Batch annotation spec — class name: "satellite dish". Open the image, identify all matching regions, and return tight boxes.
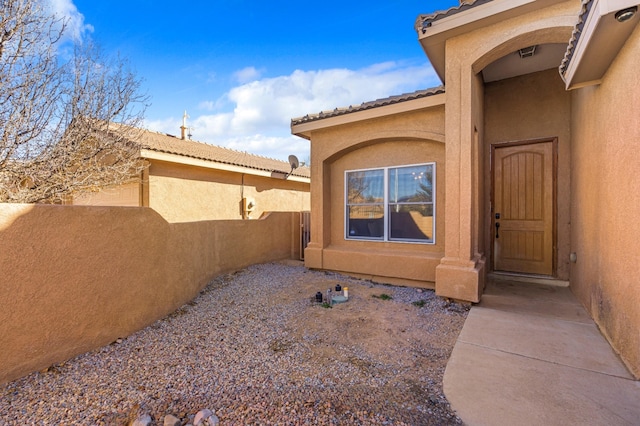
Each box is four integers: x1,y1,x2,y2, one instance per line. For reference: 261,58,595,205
288,155,300,170
285,155,300,179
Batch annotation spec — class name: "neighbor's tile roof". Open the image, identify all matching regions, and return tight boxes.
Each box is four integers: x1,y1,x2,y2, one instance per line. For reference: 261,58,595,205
414,0,494,34
558,0,593,77
291,86,445,126
138,129,310,179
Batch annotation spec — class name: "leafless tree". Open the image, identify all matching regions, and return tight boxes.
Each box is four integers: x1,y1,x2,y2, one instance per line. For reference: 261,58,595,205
0,0,148,203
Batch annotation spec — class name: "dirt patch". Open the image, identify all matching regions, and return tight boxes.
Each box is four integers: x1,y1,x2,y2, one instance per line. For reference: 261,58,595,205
255,263,470,424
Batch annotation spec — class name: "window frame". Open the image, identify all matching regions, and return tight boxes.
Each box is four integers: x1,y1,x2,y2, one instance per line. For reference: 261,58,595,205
344,162,436,244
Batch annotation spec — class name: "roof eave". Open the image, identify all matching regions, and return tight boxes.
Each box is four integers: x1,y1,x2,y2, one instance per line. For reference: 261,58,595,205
416,0,564,84
140,149,311,183
560,0,640,90
291,92,446,138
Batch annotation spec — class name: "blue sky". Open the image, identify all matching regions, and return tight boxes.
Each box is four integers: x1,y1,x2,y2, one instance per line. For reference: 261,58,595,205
55,0,457,161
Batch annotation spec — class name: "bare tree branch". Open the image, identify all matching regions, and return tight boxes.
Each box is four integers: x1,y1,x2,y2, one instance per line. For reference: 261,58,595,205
0,0,148,203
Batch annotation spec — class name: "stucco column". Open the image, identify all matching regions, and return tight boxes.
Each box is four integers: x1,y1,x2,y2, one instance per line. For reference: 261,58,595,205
304,157,329,269
435,50,485,303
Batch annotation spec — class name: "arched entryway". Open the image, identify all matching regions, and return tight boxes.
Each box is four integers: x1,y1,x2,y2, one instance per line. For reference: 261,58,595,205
474,31,574,281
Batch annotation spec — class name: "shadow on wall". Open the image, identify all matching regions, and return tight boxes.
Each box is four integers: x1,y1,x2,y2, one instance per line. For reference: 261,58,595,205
0,204,300,384
251,175,309,194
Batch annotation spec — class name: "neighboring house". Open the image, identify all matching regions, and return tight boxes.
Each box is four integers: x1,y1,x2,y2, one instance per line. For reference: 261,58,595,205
292,0,640,378
74,127,310,222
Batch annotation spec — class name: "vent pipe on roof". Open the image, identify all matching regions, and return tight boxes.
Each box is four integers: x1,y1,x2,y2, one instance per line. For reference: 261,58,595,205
181,110,189,140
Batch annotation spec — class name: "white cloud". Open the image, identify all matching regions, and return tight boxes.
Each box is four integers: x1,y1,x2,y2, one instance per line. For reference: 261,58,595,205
144,117,179,135
198,101,216,111
48,0,93,42
233,66,264,84
224,135,310,162
146,61,440,160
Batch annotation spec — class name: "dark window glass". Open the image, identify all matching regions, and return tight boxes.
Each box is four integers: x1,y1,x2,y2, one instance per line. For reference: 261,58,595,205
346,164,435,243
346,169,384,239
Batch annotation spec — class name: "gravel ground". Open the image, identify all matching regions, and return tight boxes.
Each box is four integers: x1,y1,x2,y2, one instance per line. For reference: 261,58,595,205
0,262,469,425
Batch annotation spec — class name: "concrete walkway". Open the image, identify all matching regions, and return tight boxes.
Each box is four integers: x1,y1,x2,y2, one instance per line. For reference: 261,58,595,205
443,276,640,426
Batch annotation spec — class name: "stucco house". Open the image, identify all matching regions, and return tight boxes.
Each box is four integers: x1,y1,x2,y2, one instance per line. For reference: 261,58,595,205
74,127,310,222
291,0,640,378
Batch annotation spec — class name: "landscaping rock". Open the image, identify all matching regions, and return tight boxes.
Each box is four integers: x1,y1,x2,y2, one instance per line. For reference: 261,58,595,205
130,413,152,426
0,263,467,425
163,414,181,426
193,408,213,425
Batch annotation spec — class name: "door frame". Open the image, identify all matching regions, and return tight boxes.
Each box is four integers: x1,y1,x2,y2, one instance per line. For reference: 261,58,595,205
489,137,558,277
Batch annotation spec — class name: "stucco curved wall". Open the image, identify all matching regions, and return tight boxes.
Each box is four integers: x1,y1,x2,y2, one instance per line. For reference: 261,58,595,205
304,105,446,287
329,139,445,252
326,139,446,285
314,106,446,163
471,18,576,74
0,205,299,384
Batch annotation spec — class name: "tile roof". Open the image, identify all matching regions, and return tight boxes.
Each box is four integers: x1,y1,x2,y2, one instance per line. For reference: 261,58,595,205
558,0,593,78
137,129,310,179
414,0,494,34
290,86,445,126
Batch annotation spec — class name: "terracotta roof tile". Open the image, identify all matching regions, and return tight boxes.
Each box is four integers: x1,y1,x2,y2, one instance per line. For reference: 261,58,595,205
137,129,310,179
291,86,445,126
559,0,593,77
414,0,494,34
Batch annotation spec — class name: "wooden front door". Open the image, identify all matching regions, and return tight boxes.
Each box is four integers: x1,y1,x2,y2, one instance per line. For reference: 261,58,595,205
492,140,555,276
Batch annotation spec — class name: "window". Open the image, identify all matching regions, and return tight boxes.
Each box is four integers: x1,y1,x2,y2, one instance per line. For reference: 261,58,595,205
345,163,435,243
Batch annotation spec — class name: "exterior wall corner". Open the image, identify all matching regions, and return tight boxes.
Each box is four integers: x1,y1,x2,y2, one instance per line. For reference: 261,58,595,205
303,243,324,269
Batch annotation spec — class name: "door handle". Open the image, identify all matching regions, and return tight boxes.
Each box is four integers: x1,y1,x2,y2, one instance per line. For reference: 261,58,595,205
495,222,500,239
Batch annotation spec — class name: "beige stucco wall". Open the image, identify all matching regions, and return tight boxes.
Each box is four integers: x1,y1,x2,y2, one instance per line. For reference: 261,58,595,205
73,181,141,206
569,23,640,378
304,106,446,287
484,68,572,279
0,204,300,384
148,160,310,222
